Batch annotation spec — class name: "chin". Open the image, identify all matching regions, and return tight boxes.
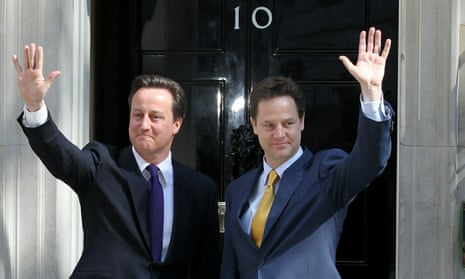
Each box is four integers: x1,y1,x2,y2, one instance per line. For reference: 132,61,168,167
136,142,153,151
275,151,294,161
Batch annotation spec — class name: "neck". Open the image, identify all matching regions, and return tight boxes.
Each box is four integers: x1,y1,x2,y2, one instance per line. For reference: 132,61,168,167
135,148,170,166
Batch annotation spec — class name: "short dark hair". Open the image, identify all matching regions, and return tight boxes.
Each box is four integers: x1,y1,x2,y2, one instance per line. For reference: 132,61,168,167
248,76,306,120
128,74,186,120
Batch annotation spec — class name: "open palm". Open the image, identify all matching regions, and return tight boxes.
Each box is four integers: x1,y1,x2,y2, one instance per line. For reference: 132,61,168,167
12,43,60,111
339,27,391,101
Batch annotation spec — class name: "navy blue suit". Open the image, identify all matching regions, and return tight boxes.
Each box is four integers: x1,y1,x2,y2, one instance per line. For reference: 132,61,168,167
221,107,393,279
18,113,221,279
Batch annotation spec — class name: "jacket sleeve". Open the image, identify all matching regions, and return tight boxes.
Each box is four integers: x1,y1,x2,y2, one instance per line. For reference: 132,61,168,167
17,112,98,192
318,103,393,207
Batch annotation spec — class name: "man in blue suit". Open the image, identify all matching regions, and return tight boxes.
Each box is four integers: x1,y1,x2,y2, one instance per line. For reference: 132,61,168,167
221,27,393,278
12,46,220,278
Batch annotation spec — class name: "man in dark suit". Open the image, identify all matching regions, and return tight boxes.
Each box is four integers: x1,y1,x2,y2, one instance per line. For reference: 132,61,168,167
12,45,220,278
221,27,393,278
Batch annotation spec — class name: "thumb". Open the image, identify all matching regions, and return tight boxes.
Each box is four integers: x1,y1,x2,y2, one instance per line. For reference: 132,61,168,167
339,56,354,72
47,71,61,82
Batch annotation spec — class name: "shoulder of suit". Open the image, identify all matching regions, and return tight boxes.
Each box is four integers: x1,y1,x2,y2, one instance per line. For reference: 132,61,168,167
226,167,259,193
312,148,347,178
82,140,117,153
80,140,127,163
173,160,216,184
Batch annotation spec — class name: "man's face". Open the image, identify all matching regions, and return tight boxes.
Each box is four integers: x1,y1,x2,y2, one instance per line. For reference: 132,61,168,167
250,96,304,168
128,87,182,163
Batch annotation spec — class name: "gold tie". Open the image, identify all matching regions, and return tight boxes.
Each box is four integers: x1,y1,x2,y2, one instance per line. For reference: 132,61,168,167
251,170,279,247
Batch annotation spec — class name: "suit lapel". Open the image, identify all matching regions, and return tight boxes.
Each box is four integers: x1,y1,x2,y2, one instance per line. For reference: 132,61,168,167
118,147,152,254
263,149,314,243
236,168,261,232
165,161,193,261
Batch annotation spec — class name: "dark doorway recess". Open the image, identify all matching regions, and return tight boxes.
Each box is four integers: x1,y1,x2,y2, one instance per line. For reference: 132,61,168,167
92,1,398,277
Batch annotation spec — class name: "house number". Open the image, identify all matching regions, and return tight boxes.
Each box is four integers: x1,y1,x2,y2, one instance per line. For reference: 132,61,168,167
234,6,273,30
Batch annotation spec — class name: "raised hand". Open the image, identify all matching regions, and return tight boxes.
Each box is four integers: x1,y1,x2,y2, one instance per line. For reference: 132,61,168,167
12,43,61,111
339,27,391,101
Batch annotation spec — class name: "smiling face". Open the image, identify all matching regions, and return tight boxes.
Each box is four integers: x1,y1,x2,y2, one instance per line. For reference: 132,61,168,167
128,87,182,164
250,95,305,168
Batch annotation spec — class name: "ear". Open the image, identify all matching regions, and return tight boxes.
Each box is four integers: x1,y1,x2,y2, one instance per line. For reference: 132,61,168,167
300,113,305,131
249,117,258,135
173,118,183,135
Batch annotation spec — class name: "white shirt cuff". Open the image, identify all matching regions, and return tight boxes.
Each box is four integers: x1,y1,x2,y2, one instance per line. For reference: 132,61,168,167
360,95,387,122
22,104,48,128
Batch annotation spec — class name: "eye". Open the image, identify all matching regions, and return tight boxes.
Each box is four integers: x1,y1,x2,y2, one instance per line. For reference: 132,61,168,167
151,114,164,120
264,123,274,129
132,113,143,119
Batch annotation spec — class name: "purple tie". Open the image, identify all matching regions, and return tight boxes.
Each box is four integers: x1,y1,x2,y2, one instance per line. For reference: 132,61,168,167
146,165,164,261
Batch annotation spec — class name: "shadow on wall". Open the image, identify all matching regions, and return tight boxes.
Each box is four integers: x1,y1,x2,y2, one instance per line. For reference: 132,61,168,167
0,206,12,279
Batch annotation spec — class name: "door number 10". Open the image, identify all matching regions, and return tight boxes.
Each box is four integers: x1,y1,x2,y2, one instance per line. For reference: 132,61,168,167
234,6,273,30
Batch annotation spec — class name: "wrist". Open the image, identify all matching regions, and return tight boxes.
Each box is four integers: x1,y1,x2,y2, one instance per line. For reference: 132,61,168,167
361,84,382,102
26,101,45,112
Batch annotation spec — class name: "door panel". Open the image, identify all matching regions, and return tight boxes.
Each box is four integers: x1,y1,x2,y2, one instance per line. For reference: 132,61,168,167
92,0,397,277
139,0,223,51
171,82,225,185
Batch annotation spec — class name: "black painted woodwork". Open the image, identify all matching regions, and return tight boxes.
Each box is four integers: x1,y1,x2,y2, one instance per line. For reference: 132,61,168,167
92,1,398,277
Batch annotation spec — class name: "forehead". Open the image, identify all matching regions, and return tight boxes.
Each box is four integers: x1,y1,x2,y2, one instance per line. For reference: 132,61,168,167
256,96,299,116
131,87,173,107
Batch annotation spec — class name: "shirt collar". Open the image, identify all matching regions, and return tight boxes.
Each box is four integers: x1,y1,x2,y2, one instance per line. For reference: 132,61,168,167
131,146,173,185
262,146,303,179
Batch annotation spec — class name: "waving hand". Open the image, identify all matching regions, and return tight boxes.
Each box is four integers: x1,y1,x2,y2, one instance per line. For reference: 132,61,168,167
12,43,61,111
339,27,391,101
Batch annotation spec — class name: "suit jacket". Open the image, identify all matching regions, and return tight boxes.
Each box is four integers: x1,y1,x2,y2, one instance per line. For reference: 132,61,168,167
18,114,221,279
221,109,393,279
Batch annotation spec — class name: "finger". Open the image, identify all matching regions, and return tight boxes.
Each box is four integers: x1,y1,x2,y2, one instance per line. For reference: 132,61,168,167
23,45,29,70
29,43,36,69
381,38,391,59
374,29,382,54
367,27,375,53
12,55,22,75
36,46,43,71
359,30,367,54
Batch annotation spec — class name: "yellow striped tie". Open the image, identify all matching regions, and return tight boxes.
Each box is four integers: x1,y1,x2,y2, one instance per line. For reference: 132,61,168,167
251,170,279,247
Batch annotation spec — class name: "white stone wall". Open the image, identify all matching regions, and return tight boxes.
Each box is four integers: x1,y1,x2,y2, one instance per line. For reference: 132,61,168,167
397,0,465,278
0,0,89,278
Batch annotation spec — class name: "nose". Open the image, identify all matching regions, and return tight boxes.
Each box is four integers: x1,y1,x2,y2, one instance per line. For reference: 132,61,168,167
274,124,285,138
140,114,151,130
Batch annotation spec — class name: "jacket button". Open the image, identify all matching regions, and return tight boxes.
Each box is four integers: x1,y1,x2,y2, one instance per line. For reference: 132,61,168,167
258,259,265,266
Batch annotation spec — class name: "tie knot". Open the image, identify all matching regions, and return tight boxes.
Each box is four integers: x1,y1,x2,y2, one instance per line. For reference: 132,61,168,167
147,165,159,178
266,170,279,188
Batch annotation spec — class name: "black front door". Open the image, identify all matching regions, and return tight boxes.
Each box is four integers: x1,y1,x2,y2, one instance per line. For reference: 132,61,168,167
92,1,397,277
